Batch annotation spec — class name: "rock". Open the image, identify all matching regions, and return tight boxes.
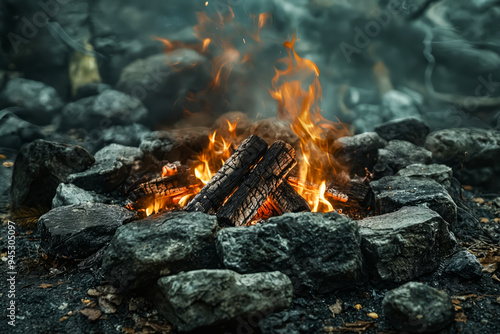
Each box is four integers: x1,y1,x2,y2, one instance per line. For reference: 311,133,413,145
381,90,422,120
38,203,136,259
445,250,483,280
140,128,210,163
397,163,453,188
383,282,455,333
58,89,148,130
351,104,384,134
332,132,387,176
370,176,457,225
155,269,293,332
101,123,150,148
0,110,44,150
67,144,142,193
216,212,366,293
0,78,63,124
51,183,107,208
101,211,220,291
73,83,112,101
374,117,429,146
374,140,432,176
117,51,211,125
425,128,500,190
10,140,95,209
359,206,456,282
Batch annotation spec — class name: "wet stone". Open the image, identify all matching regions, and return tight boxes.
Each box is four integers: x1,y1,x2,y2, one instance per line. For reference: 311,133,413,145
374,116,430,146
216,212,366,293
383,282,455,333
52,183,107,208
397,163,453,188
155,269,293,332
38,203,136,259
0,110,44,150
101,211,220,291
445,250,483,280
359,206,456,282
375,140,432,176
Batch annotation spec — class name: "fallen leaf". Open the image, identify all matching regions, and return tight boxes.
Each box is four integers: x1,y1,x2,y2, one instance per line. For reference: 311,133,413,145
354,304,362,310
452,299,460,305
454,305,462,311
480,218,490,223
455,312,467,323
473,198,485,204
328,299,343,318
463,185,473,191
366,312,378,319
2,162,13,168
480,256,500,273
453,294,477,301
80,308,102,321
492,274,500,283
87,288,100,297
0,154,6,159
40,283,54,289
121,327,135,334
81,299,92,305
59,316,68,322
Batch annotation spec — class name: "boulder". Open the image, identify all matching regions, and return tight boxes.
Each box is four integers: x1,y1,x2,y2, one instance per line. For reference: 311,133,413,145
397,163,453,188
10,140,95,209
370,176,457,225
359,206,456,282
332,132,387,176
445,250,483,280
58,89,148,130
38,203,136,259
156,269,292,332
101,211,220,291
0,78,63,124
0,110,44,150
383,282,455,333
67,144,142,193
51,183,107,208
374,117,429,146
374,140,432,176
216,212,366,293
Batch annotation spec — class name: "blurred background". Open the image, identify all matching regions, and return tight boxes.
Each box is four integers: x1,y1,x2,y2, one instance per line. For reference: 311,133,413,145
1,0,500,134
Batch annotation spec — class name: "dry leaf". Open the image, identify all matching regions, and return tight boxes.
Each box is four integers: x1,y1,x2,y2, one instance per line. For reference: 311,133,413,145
455,312,467,323
2,162,13,168
480,218,490,223
328,299,343,318
473,198,485,204
454,305,462,311
480,256,500,273
366,312,378,319
454,294,477,301
354,304,362,310
88,288,100,297
40,283,54,289
81,299,92,305
121,327,135,334
0,154,6,159
59,316,68,322
492,274,500,283
452,300,460,305
80,308,102,321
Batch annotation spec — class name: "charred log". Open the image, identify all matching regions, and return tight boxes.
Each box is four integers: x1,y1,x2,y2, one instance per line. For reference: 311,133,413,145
327,178,371,205
128,172,197,202
217,141,296,226
184,135,268,213
271,182,310,214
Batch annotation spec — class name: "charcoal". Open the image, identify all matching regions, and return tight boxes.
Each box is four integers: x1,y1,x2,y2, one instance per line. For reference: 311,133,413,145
0,110,44,150
10,140,95,209
117,51,211,125
58,89,148,130
68,144,142,193
38,203,136,259
0,78,63,124
101,211,220,291
155,269,292,332
139,128,210,163
332,132,387,176
444,250,483,280
374,140,432,176
216,212,366,293
51,183,107,208
397,163,453,188
374,117,429,146
359,206,456,282
383,282,455,333
370,176,457,225
425,128,500,190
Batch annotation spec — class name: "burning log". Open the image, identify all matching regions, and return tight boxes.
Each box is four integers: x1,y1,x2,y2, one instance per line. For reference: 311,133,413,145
184,135,268,213
326,179,371,205
253,199,281,222
217,140,297,226
128,173,197,202
271,182,311,214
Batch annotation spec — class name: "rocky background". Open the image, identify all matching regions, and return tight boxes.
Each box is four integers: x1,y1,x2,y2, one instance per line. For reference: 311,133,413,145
0,0,500,333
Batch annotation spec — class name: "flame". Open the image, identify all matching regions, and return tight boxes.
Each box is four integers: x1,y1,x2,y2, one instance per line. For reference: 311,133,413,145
269,36,348,212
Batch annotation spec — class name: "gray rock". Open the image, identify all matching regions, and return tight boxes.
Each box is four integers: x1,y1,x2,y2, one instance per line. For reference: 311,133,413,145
10,140,95,209
425,128,500,190
0,110,44,150
370,176,457,225
375,140,432,175
38,203,136,259
102,211,220,291
0,78,63,124
397,163,453,188
332,132,387,176
52,183,107,208
68,144,142,193
156,269,293,332
445,250,483,280
102,123,150,148
351,104,383,133
216,212,366,293
359,206,456,282
58,89,148,130
140,128,210,163
383,282,455,333
381,90,422,120
374,117,429,146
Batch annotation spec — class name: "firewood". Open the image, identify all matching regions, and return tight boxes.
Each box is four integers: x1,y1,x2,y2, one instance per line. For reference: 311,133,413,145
327,179,371,205
253,199,281,222
271,182,310,213
128,172,196,201
217,140,296,226
184,135,268,213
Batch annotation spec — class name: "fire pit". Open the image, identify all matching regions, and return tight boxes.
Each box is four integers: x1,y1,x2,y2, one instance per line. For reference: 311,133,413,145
1,1,500,334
